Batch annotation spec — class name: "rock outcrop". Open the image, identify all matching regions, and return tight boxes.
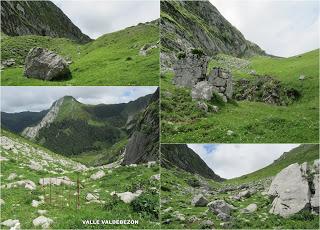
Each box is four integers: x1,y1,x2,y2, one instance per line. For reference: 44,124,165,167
267,161,320,217
161,0,265,68
234,76,300,105
1,1,91,43
122,88,159,165
172,53,208,87
24,47,71,81
22,97,64,139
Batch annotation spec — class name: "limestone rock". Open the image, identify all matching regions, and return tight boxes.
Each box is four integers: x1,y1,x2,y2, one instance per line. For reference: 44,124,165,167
24,47,70,81
32,216,53,229
196,101,208,113
191,81,215,101
208,200,234,216
29,160,43,171
1,219,20,229
241,203,257,213
150,174,160,181
200,220,214,228
191,194,208,207
116,190,143,204
90,170,105,180
208,68,233,99
39,176,74,186
173,53,208,88
37,210,47,215
0,199,5,206
2,58,15,67
311,159,320,213
8,173,17,180
268,163,311,217
2,180,36,190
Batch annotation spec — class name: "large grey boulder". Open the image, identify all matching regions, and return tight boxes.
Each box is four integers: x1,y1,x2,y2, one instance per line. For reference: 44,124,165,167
241,203,257,213
191,81,215,101
268,163,311,217
173,53,208,87
39,176,74,186
32,216,53,229
24,47,70,81
1,219,20,229
90,170,105,180
207,200,234,216
191,194,208,207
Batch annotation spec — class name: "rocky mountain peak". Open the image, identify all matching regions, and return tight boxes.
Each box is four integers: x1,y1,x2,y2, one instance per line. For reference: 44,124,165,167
1,0,91,43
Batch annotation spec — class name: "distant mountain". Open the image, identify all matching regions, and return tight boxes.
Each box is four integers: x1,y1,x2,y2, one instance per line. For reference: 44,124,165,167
161,0,265,61
1,0,91,43
161,144,224,181
1,110,48,133
1,94,153,157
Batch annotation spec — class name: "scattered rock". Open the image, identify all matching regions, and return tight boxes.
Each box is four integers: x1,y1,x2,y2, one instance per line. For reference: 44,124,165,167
299,75,305,80
227,130,234,136
217,212,230,221
196,101,208,113
268,163,310,217
208,200,235,216
39,176,74,186
2,58,15,67
24,47,70,81
32,216,53,229
29,160,43,171
90,170,105,180
191,194,208,207
201,220,214,228
147,161,157,168
2,180,36,190
208,67,233,99
0,199,4,206
32,200,43,207
188,215,200,223
7,173,17,180
150,174,160,181
139,43,158,56
163,207,173,213
241,203,257,213
191,81,215,101
1,219,20,229
116,190,143,204
311,159,319,214
172,210,185,221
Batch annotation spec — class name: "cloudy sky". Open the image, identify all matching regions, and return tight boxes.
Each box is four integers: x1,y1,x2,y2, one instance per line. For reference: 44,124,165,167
210,0,319,57
52,0,159,39
1,87,157,113
188,144,299,179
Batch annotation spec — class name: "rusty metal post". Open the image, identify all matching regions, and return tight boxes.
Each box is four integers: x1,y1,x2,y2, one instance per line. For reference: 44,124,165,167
77,174,80,209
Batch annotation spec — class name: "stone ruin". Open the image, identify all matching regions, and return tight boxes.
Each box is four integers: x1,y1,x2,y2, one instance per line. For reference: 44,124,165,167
172,52,233,103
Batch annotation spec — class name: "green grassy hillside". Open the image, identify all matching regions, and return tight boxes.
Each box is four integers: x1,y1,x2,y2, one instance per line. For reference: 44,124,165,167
0,130,160,229
1,22,159,86
228,144,319,184
161,49,319,143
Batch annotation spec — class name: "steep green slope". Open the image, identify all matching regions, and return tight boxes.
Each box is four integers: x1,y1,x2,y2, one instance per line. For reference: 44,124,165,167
161,49,319,143
160,0,265,59
0,130,160,229
161,144,224,181
228,144,319,184
1,0,91,43
1,22,159,86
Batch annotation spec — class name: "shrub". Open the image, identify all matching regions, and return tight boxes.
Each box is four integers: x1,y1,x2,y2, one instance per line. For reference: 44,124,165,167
131,193,159,219
126,56,132,61
177,52,186,59
191,48,204,56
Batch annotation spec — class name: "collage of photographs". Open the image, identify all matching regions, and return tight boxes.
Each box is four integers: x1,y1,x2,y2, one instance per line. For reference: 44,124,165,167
0,0,319,229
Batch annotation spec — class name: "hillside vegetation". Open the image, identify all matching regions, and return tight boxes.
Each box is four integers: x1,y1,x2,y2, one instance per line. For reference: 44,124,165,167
1,22,159,86
161,49,319,143
0,130,160,229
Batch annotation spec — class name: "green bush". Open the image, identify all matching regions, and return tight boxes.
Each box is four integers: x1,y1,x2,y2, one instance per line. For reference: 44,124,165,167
191,48,204,56
177,52,186,59
131,193,159,219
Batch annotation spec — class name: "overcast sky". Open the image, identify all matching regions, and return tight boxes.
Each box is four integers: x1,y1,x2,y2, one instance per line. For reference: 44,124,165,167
1,87,157,113
52,0,159,39
188,144,299,179
210,0,319,57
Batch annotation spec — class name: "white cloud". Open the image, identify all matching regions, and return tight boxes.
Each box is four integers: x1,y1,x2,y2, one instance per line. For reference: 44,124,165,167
0,86,157,113
52,0,160,39
188,144,299,179
210,0,319,57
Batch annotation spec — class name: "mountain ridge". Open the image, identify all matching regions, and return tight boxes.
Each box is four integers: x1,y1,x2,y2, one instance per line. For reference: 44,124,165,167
1,0,91,43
